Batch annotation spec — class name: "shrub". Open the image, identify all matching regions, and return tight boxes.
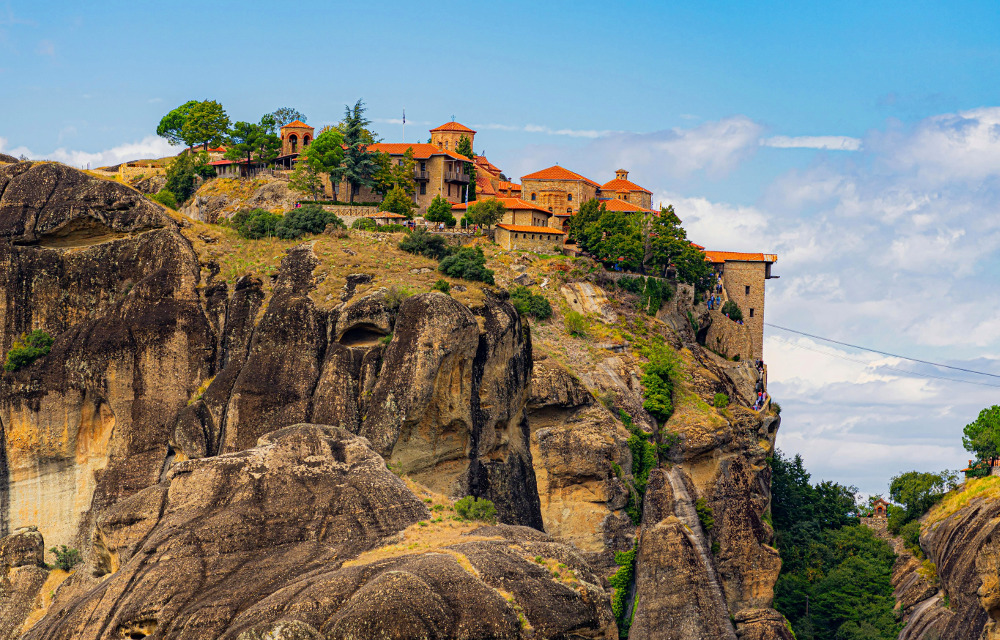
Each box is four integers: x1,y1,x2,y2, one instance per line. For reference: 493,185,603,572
641,345,679,424
4,329,54,372
695,498,715,531
713,393,729,408
275,204,344,239
424,195,456,227
398,227,452,260
439,247,495,284
721,300,743,322
509,286,552,320
351,217,377,231
150,189,177,209
770,401,782,415
384,285,412,310
378,185,416,218
609,542,637,634
432,279,451,294
234,208,283,239
379,223,408,233
454,496,497,522
49,545,82,571
564,311,588,337
900,520,922,553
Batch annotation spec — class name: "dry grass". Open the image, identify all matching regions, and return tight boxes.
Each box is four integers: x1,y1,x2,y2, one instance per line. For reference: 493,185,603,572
926,475,1000,525
20,569,70,634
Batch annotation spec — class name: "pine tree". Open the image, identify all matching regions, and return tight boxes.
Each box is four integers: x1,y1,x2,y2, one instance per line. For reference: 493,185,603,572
456,135,476,202
334,99,380,203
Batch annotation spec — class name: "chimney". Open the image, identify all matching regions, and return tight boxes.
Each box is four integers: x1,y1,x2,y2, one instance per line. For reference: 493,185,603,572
615,169,628,181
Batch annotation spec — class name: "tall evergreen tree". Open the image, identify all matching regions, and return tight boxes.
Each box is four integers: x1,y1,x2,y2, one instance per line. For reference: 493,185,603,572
334,99,381,203
455,135,476,202
225,116,280,172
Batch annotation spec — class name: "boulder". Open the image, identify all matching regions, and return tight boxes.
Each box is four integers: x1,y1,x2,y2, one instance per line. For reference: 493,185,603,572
0,526,43,567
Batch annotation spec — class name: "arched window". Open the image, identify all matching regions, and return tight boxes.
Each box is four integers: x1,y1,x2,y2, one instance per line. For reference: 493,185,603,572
567,207,572,213
303,135,311,147
289,134,298,154
567,193,573,201
531,193,536,201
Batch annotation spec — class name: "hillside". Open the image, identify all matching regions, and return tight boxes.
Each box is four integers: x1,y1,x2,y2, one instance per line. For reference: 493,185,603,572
0,159,787,639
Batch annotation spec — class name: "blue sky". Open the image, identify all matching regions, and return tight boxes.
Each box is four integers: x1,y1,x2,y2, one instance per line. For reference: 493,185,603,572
3,0,1000,494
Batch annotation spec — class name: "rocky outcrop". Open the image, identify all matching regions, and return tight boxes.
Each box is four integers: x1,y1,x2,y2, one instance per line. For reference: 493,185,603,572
0,526,48,640
0,154,18,164
22,425,616,640
896,485,1000,640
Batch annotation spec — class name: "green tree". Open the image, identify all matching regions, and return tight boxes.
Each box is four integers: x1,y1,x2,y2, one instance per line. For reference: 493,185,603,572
305,129,346,197
181,100,230,151
466,197,506,230
673,241,714,293
232,209,282,239
275,204,344,239
588,210,644,271
721,300,743,322
424,195,455,226
964,405,1000,461
4,329,54,372
399,227,452,260
379,185,415,218
334,99,380,203
156,100,198,145
647,205,692,275
225,117,281,171
149,189,177,209
887,470,956,531
165,152,198,203
439,247,495,284
288,153,325,201
373,147,416,196
569,198,604,249
455,135,476,202
270,107,306,129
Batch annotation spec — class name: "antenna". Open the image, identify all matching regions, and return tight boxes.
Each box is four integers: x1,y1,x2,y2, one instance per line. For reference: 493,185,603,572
402,107,406,143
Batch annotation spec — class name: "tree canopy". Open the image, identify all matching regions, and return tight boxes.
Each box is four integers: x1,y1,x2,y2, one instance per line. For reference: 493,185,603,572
303,129,345,196
466,197,506,229
374,148,415,196
964,404,1000,461
456,135,476,202
334,99,380,203
424,195,456,226
156,100,199,146
225,116,281,169
270,107,306,129
180,100,230,150
378,185,415,218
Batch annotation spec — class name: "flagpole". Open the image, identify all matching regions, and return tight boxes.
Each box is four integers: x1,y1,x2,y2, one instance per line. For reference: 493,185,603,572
402,108,405,143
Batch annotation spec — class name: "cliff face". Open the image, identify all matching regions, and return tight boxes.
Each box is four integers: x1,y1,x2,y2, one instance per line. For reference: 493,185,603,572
895,481,1000,640
0,162,791,639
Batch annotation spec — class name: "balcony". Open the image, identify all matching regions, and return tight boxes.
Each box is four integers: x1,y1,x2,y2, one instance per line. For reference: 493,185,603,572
413,169,430,181
445,171,470,184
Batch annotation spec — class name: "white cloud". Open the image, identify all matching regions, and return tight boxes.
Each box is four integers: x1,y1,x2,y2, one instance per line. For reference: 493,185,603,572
0,135,183,168
473,122,618,139
762,135,862,151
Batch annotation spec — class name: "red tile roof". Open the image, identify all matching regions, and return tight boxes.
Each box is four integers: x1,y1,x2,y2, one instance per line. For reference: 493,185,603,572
499,181,521,191
497,224,565,235
703,251,777,263
599,198,657,213
474,155,502,177
521,165,600,187
431,121,476,134
365,211,407,219
281,120,312,130
368,142,471,162
476,174,498,196
452,197,551,213
601,177,652,194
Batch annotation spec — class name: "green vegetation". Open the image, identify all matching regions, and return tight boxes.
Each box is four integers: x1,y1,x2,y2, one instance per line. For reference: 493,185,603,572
963,404,1000,462
378,185,415,218
456,135,476,202
454,496,497,522
640,344,679,424
374,147,416,197
4,329,54,372
509,286,552,320
771,450,900,640
157,99,230,150
269,107,306,128
384,285,412,310
165,151,211,204
303,129,347,197
274,205,344,239
225,115,281,169
465,197,506,230
886,470,957,534
231,209,282,239
149,189,177,209
608,541,637,636
695,497,715,531
334,99,381,203
615,275,672,315
432,279,450,294
720,300,743,322
439,247,495,284
398,228,453,260
563,311,588,337
351,217,377,231
49,545,82,572
713,393,729,408
424,195,456,227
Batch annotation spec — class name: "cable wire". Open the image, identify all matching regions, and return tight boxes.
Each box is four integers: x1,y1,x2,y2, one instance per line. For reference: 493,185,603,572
768,336,1000,389
765,322,1000,380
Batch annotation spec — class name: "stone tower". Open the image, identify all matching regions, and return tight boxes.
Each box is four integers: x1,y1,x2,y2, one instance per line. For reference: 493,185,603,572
615,169,629,181
280,120,314,157
430,122,476,154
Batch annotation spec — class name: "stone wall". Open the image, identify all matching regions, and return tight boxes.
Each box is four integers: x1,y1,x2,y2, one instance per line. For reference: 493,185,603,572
719,261,767,361
704,305,755,361
520,179,599,215
496,227,564,253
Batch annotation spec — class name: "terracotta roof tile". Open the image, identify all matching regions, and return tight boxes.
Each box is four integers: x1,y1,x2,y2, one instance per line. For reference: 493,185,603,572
601,177,652,194
364,211,407,219
521,165,600,188
474,155,502,176
430,121,476,133
703,251,777,263
497,224,565,235
452,197,551,213
281,120,312,130
599,198,657,213
476,174,498,196
499,181,521,191
368,143,471,162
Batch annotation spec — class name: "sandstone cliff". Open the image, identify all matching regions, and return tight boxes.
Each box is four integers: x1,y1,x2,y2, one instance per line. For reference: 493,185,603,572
0,161,792,639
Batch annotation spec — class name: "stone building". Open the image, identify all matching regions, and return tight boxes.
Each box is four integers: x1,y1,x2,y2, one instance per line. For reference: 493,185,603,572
521,165,601,219
430,121,475,152
363,141,471,212
274,121,314,170
703,251,779,362
873,498,889,518
452,197,553,228
601,169,653,209
495,224,566,253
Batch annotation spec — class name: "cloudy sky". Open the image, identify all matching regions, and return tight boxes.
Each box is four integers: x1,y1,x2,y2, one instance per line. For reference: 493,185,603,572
2,0,999,493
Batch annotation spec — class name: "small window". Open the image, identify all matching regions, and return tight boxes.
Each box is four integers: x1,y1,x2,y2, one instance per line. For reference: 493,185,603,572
420,161,426,170
567,207,572,213
419,182,426,195
749,308,754,318
745,285,750,295
567,193,573,201
397,159,403,166
531,193,536,201
531,234,535,239
448,184,452,196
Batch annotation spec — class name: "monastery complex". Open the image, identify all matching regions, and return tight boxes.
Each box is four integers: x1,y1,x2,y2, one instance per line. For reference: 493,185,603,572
210,117,779,361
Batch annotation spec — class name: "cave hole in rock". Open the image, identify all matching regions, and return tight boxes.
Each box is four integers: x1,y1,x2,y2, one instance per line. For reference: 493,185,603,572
118,619,157,639
32,216,135,249
338,323,388,347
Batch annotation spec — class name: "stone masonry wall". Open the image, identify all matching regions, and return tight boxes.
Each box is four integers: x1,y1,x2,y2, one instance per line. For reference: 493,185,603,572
520,179,599,215
496,227,564,253
720,261,768,361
